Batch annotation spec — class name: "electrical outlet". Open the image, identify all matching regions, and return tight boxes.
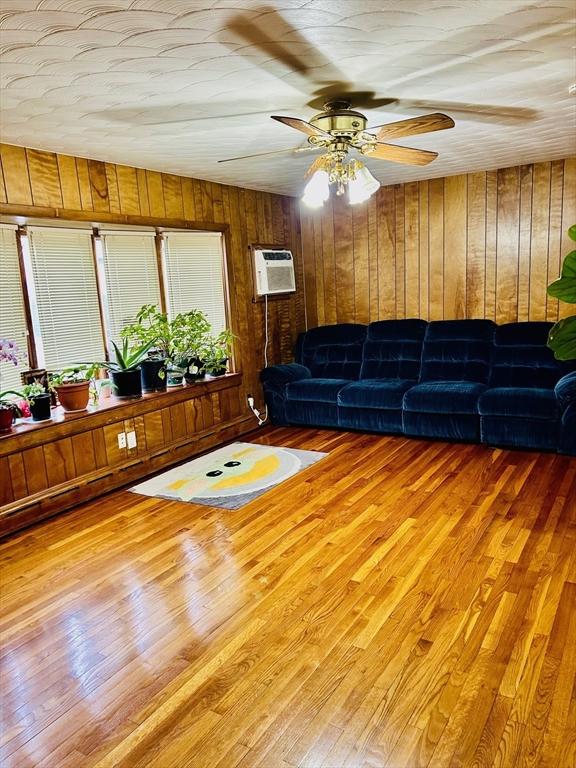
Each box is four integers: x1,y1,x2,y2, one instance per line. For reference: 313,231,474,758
117,432,127,449
127,430,137,449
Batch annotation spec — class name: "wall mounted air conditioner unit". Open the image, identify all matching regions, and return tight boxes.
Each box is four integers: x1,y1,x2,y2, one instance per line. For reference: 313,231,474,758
253,248,296,296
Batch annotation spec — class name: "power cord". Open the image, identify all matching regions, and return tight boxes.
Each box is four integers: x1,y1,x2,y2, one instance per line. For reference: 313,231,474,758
247,394,266,425
248,293,269,426
264,293,269,368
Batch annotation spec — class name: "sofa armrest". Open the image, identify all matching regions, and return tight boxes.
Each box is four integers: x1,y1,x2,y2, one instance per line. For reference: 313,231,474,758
260,364,310,426
555,371,576,412
260,363,311,387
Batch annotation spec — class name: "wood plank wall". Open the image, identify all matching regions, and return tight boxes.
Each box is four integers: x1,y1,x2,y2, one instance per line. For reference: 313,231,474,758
0,376,248,536
301,158,576,327
0,143,305,407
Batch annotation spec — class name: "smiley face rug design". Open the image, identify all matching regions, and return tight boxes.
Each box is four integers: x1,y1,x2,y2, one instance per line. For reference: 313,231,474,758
130,443,327,509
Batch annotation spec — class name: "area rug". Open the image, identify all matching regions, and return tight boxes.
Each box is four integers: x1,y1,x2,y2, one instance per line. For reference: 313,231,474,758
130,442,327,509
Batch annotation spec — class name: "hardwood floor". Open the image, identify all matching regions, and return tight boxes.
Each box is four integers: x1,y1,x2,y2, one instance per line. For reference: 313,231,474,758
1,427,574,768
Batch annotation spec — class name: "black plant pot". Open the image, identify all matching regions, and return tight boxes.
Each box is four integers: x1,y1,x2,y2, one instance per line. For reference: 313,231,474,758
205,358,228,377
29,393,52,421
184,357,206,384
140,358,167,393
111,368,142,399
184,370,206,384
206,365,227,377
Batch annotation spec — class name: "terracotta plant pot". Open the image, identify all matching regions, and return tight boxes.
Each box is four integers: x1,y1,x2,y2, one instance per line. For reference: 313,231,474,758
0,407,14,434
54,381,90,412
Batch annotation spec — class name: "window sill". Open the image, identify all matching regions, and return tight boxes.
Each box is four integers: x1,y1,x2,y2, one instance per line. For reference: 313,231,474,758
0,372,242,455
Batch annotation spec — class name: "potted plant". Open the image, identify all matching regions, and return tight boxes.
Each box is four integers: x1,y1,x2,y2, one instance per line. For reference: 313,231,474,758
547,224,576,361
96,338,156,399
49,365,99,413
201,330,234,377
22,382,51,422
0,392,23,433
171,309,211,384
0,339,26,432
120,305,171,393
166,364,185,388
120,304,212,387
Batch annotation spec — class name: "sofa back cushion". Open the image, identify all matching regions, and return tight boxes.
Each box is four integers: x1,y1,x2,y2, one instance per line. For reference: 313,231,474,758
489,322,564,389
419,320,495,383
295,324,367,379
361,319,428,380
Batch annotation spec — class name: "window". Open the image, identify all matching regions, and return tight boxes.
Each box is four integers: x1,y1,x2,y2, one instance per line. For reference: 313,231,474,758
98,231,161,350
163,231,227,332
0,220,231,381
26,227,106,369
0,225,28,390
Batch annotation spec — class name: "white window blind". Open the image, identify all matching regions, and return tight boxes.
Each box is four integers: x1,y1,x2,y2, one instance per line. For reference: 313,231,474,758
99,232,161,349
0,225,28,391
27,227,105,369
163,232,227,332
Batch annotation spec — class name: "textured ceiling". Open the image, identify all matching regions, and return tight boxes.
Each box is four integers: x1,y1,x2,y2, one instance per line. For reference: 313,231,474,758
0,0,575,196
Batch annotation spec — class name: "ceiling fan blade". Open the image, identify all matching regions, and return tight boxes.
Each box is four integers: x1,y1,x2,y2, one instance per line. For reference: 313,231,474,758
222,7,347,96
365,143,438,166
370,113,455,141
304,155,327,178
379,99,537,124
135,109,279,127
218,145,318,163
271,115,332,140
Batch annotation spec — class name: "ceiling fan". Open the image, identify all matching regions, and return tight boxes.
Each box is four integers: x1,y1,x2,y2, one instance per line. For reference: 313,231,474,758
218,98,455,207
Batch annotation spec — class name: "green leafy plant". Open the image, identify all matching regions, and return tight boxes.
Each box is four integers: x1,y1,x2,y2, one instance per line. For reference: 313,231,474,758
21,382,46,402
120,304,172,359
96,338,156,372
121,304,211,367
171,311,211,365
0,391,23,417
49,364,100,386
201,330,234,375
547,225,576,361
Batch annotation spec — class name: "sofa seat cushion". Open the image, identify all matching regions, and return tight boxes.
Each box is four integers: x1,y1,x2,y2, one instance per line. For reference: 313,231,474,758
338,379,415,410
478,387,560,421
285,378,351,404
403,381,487,414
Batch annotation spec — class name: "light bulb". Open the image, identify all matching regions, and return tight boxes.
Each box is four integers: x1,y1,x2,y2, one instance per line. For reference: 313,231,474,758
302,170,330,208
348,165,380,205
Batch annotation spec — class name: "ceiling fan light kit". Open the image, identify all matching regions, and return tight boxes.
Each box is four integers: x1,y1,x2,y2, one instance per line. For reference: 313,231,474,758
302,156,381,209
348,163,381,205
219,96,455,207
302,168,330,208
269,100,454,208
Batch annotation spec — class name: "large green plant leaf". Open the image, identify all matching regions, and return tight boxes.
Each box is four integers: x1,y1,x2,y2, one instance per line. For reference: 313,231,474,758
547,250,576,303
569,224,576,241
548,315,576,361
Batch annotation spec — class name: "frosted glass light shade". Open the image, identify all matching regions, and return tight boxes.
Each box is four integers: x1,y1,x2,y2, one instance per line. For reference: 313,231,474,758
348,165,380,205
302,170,330,208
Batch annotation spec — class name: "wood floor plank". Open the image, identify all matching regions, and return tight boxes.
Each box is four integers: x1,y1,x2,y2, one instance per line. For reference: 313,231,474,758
0,428,574,767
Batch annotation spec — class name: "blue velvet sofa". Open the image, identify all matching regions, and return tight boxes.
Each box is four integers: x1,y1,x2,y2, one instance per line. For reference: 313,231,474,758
261,319,576,455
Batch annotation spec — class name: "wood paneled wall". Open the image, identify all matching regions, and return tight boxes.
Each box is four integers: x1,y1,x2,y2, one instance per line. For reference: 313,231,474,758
0,376,248,536
301,158,576,327
0,143,305,406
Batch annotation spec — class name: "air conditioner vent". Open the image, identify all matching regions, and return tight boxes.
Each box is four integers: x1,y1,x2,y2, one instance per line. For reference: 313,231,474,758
254,249,296,296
